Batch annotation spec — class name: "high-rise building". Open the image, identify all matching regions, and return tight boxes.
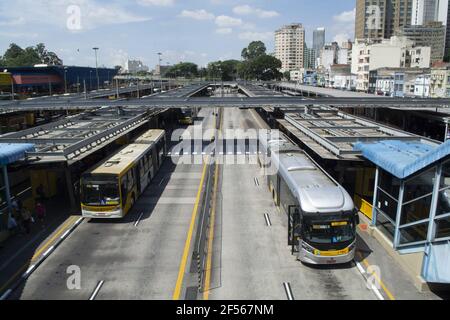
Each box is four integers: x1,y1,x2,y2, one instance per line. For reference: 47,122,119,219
304,45,317,69
411,0,448,25
274,23,305,72
397,21,446,63
313,27,325,59
355,0,413,40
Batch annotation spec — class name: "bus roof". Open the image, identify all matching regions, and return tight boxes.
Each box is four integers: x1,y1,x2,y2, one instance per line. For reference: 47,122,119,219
135,129,165,144
88,129,165,176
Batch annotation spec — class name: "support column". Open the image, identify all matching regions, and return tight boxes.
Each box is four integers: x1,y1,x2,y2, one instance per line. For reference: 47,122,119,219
393,180,405,248
371,167,380,226
64,166,77,212
2,166,12,221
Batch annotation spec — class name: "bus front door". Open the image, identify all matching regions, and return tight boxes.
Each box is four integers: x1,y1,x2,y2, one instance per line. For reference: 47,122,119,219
288,206,301,255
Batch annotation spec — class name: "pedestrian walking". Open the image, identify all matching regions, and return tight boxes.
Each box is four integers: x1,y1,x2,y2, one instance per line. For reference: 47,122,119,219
35,201,46,227
20,206,32,234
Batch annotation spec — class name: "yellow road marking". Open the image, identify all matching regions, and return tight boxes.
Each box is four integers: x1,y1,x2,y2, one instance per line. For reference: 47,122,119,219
31,216,77,260
203,163,219,300
172,159,209,300
357,252,396,300
0,215,79,294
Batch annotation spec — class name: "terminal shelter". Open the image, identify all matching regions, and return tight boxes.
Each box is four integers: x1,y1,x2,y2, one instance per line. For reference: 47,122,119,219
354,140,450,284
0,143,35,240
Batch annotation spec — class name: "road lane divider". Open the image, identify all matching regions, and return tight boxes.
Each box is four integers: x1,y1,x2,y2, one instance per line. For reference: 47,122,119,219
0,216,84,300
203,163,219,300
172,158,209,300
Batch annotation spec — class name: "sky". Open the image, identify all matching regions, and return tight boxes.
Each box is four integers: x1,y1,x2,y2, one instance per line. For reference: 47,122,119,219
0,0,356,69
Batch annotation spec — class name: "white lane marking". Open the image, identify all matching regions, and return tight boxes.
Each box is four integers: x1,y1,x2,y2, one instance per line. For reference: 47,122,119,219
355,260,385,301
264,213,272,226
134,212,144,227
42,246,54,257
0,289,12,300
89,280,105,300
254,177,260,187
0,228,47,273
283,282,294,300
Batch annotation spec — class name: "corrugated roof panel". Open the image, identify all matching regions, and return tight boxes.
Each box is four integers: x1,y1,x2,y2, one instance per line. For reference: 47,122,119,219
0,143,35,165
354,139,450,179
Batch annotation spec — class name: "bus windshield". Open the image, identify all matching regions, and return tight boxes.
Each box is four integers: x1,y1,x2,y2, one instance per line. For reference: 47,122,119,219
303,218,355,245
81,180,120,206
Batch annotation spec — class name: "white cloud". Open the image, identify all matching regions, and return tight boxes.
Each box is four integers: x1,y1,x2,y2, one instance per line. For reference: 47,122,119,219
238,31,272,41
137,0,175,6
216,28,232,34
0,0,151,31
332,8,356,42
215,15,242,27
333,9,356,23
0,17,26,26
333,33,351,44
233,5,279,18
179,9,215,20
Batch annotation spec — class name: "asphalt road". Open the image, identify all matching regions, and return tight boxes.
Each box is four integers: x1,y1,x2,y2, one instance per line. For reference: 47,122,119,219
12,108,215,300
206,107,377,300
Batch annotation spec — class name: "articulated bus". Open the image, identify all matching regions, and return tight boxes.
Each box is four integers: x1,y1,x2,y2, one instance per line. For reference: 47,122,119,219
80,129,166,218
259,131,359,265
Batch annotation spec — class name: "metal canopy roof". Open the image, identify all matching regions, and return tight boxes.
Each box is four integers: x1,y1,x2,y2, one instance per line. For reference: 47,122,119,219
0,107,165,164
277,106,440,160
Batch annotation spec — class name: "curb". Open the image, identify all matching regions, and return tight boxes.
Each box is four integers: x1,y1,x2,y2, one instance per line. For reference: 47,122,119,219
0,217,84,300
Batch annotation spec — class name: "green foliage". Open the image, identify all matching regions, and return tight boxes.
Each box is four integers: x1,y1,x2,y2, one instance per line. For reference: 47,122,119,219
241,41,266,60
207,60,241,81
166,62,199,78
238,41,282,81
0,43,63,67
283,71,291,81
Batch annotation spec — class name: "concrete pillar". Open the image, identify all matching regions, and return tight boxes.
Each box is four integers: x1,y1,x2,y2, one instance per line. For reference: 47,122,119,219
2,166,12,221
64,166,77,212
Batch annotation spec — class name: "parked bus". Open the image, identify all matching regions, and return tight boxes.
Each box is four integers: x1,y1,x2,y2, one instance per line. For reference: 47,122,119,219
178,107,199,125
259,131,358,265
80,129,166,218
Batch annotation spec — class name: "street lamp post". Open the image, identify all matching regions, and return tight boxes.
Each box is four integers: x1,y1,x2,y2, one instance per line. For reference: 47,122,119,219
93,47,100,90
64,67,68,94
157,52,163,92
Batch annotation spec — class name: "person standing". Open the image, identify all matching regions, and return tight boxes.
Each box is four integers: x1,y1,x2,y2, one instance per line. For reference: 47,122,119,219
35,202,46,227
20,206,32,234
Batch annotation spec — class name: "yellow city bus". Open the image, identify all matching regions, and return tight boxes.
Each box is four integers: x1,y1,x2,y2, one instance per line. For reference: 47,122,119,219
80,129,166,218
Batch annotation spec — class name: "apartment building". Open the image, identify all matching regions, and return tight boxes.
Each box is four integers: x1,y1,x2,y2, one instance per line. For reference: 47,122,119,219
430,61,450,97
352,36,431,91
355,0,413,40
275,23,305,72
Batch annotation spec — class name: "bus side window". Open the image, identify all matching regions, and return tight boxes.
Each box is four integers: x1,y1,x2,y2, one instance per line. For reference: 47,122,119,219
121,176,128,207
127,170,134,190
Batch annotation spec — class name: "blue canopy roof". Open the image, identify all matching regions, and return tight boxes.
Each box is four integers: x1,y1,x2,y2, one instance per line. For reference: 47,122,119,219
0,143,35,165
354,140,450,179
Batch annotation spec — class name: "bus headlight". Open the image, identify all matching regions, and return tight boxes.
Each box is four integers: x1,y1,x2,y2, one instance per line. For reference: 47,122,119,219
301,241,314,254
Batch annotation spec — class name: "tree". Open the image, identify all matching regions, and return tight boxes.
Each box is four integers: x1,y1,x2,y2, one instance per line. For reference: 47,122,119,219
206,60,241,81
0,43,62,67
283,71,291,81
238,41,282,81
166,62,198,78
241,41,266,60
